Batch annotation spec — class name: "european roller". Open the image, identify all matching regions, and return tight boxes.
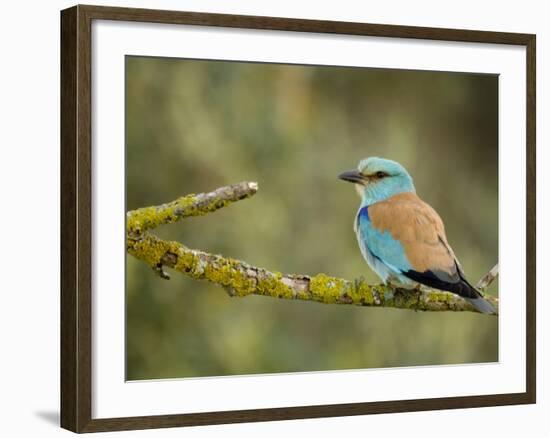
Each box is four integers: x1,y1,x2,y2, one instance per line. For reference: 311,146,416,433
338,157,495,314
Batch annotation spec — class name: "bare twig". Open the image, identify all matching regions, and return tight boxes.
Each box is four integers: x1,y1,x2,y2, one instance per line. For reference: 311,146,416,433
126,182,498,315
476,263,499,290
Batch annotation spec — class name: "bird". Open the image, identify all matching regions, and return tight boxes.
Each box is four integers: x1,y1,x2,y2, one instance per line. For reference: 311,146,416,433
338,156,495,314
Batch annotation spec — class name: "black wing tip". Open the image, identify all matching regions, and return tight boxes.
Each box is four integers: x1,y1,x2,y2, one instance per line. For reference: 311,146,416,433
403,269,472,296
404,269,497,313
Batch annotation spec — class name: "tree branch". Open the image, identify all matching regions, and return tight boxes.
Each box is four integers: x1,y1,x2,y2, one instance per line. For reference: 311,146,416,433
476,263,499,290
126,182,499,315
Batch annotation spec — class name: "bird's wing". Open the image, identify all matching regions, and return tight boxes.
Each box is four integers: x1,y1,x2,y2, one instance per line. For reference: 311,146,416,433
364,192,462,285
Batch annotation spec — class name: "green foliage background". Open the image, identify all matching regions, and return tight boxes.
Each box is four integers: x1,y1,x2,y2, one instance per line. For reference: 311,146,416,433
126,56,498,380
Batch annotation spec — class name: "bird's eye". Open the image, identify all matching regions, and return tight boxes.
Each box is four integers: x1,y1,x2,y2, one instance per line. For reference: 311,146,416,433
375,171,388,178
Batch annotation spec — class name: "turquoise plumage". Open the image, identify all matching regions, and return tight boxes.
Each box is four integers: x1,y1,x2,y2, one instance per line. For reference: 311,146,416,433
356,205,413,285
339,157,495,314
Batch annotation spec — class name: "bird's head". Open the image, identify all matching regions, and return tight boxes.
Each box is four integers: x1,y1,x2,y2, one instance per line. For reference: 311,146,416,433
338,157,415,205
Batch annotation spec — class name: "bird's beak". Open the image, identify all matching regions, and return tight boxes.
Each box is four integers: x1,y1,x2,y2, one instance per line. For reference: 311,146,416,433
338,169,366,185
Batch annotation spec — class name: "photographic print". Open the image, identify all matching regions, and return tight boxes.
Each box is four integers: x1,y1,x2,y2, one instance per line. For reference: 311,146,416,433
61,5,535,431
125,56,499,381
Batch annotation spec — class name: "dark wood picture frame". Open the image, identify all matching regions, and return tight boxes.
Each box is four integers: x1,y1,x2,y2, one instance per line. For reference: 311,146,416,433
61,4,536,433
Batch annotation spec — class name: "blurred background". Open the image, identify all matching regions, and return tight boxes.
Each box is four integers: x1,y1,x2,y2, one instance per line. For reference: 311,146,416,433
126,56,498,380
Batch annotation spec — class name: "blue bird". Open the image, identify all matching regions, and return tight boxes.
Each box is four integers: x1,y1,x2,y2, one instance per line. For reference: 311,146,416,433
338,157,495,314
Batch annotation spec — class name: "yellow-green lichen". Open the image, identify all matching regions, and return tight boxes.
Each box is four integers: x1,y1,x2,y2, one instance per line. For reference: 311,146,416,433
202,258,257,296
127,206,159,234
173,250,198,275
126,232,188,273
350,280,376,305
309,273,348,304
256,272,295,299
126,194,242,235
127,235,170,266
126,195,197,234
424,290,456,308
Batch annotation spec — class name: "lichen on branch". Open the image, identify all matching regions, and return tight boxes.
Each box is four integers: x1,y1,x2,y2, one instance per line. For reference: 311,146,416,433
127,181,258,235
126,182,499,315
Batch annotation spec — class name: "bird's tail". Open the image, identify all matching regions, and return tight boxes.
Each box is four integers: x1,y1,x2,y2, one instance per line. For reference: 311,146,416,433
464,296,496,315
455,274,497,315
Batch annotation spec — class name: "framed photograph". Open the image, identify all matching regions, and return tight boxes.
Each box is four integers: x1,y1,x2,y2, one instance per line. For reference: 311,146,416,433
60,4,536,433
